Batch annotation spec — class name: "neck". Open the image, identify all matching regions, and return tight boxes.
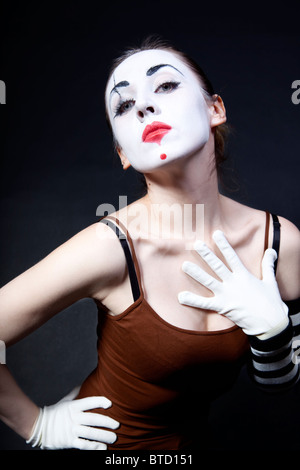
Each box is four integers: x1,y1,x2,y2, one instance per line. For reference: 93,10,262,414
141,148,225,243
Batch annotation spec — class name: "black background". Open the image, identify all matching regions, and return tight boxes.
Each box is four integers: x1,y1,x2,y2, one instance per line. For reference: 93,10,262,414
0,0,299,451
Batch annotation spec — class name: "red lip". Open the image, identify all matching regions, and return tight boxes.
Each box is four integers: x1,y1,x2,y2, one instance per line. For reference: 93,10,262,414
142,121,172,144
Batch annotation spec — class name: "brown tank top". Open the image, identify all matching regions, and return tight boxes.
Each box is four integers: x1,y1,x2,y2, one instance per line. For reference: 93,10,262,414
77,214,273,450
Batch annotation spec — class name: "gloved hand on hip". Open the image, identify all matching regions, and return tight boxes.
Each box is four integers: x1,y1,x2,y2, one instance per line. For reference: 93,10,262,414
26,386,119,450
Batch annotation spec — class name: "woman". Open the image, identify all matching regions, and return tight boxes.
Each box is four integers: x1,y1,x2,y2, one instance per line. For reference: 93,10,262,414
0,37,299,450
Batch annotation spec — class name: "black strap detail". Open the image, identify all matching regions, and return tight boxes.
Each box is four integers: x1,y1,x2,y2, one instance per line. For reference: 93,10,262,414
271,213,281,274
100,219,141,302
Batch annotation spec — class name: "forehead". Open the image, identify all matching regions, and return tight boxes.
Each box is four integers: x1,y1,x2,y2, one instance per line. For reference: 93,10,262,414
105,49,194,100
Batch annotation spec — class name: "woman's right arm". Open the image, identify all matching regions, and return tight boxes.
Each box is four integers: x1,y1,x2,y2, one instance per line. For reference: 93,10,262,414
0,365,40,440
0,221,124,446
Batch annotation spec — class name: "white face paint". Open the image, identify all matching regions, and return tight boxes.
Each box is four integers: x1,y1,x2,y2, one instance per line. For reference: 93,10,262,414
105,49,211,173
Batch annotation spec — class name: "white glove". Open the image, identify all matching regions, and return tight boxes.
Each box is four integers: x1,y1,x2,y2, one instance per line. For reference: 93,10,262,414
178,230,289,337
26,386,119,450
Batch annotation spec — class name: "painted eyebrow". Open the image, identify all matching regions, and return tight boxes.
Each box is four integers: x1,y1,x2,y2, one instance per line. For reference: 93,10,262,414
109,64,183,98
146,64,184,76
110,80,130,96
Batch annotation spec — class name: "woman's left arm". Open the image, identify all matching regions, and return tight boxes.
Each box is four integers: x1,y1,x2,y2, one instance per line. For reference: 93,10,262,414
249,216,300,392
276,216,300,301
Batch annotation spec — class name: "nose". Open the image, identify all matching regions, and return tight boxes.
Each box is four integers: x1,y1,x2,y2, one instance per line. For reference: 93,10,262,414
136,99,159,122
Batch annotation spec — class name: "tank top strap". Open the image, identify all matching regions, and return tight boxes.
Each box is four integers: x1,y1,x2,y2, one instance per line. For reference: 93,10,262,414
264,211,281,274
99,216,143,302
264,211,270,252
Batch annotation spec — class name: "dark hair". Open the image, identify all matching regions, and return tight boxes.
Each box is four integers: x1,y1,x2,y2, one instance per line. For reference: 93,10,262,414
105,36,231,184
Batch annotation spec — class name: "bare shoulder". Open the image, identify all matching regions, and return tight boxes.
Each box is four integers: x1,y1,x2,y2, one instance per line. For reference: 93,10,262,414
21,219,128,301
276,215,300,300
222,196,266,241
58,220,127,297
0,220,127,344
221,196,266,226
278,215,300,245
220,199,299,297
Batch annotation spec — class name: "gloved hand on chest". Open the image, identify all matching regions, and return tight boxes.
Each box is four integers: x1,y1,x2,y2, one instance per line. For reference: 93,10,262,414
178,230,289,338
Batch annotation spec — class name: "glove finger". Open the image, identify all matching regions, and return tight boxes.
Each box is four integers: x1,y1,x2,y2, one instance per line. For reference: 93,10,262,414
182,261,220,292
73,437,107,450
261,248,277,283
57,385,81,404
80,411,120,430
72,396,112,412
212,230,244,272
194,239,231,280
178,291,217,311
77,424,117,445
